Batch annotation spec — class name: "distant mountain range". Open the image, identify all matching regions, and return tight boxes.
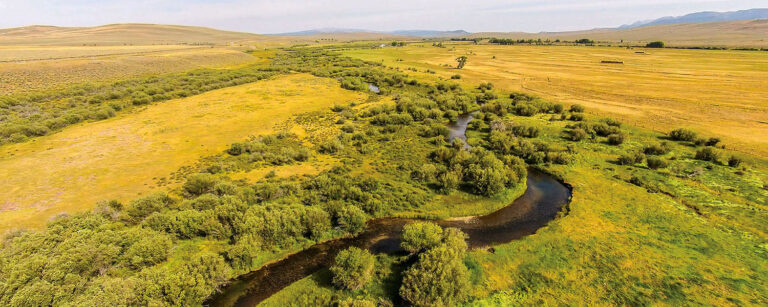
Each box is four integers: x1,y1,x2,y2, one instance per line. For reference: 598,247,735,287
274,28,470,38
619,8,768,29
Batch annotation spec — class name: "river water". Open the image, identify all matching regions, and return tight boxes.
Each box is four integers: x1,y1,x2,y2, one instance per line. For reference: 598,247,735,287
206,112,572,306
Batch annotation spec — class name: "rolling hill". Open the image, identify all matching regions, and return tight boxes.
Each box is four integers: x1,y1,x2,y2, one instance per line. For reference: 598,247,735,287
620,8,768,29
470,19,768,47
0,23,266,46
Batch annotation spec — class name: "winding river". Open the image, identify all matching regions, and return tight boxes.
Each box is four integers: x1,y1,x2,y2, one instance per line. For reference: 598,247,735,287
206,115,573,307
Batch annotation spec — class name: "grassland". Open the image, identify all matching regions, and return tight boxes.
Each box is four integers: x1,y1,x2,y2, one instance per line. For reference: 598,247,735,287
0,73,366,231
342,43,768,157
0,46,262,94
470,19,768,48
1,44,766,306
262,81,768,306
0,24,267,46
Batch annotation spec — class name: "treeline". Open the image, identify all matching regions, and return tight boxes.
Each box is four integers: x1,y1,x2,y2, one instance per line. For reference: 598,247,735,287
0,65,282,145
487,38,592,45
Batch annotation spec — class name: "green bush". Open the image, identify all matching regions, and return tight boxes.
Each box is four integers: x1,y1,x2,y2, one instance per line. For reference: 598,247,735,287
338,205,366,233
646,157,668,169
643,143,671,155
669,128,697,142
607,133,625,145
569,104,585,113
728,156,743,168
400,228,470,306
330,247,375,290
183,173,219,196
124,193,174,223
695,147,719,162
567,128,588,141
401,222,444,253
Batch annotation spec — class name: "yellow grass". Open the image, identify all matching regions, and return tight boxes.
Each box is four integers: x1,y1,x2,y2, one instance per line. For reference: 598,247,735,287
343,44,768,157
471,19,768,48
0,46,260,94
0,73,366,232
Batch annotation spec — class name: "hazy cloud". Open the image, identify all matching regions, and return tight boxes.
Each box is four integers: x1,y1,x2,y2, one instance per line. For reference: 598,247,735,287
0,0,763,33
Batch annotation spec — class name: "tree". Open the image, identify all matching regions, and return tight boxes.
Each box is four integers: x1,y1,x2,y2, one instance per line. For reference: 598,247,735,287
401,222,444,253
330,247,375,290
455,56,468,69
399,246,469,306
338,205,367,233
646,41,665,48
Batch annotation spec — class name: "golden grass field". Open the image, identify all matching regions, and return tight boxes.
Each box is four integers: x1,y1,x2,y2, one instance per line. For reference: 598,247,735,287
343,43,768,157
0,73,365,232
0,24,266,46
471,19,768,48
0,46,264,94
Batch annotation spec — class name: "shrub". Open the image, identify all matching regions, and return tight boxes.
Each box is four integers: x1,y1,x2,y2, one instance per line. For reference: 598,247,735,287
695,147,719,162
607,133,625,145
569,104,585,113
124,193,174,223
643,143,670,155
592,123,619,137
618,152,644,165
338,206,366,233
183,173,218,196
123,232,173,269
400,245,469,306
437,170,460,194
604,118,622,127
546,152,572,165
646,157,668,169
511,125,540,138
330,247,376,290
451,74,461,79
567,128,588,141
669,128,697,142
131,92,151,105
227,143,245,156
319,138,344,154
705,137,721,147
569,113,585,121
401,222,444,253
411,164,438,182
728,156,743,167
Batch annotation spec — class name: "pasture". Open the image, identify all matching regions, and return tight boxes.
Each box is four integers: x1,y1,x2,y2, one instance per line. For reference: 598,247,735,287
343,43,768,157
0,73,365,231
0,46,261,94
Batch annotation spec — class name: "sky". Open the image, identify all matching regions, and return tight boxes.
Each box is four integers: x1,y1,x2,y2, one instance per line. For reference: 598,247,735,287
0,0,764,33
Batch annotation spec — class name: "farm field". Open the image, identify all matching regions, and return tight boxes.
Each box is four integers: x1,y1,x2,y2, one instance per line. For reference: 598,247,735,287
0,73,364,231
343,44,768,157
0,46,262,94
